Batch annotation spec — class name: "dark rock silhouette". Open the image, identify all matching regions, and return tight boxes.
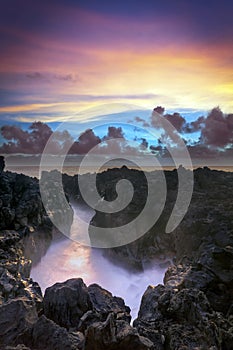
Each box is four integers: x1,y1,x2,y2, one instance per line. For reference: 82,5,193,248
0,167,233,349
43,278,93,329
0,155,5,174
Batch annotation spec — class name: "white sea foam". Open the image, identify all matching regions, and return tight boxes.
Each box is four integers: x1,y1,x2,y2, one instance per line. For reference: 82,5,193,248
31,205,166,321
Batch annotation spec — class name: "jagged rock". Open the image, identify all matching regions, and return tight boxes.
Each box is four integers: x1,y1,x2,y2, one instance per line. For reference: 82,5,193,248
0,297,38,347
1,167,233,349
43,279,131,332
0,155,5,174
31,315,84,350
0,230,21,249
40,170,74,234
134,285,221,349
4,345,31,350
43,278,92,329
88,283,131,322
78,283,131,332
0,231,43,308
85,313,155,350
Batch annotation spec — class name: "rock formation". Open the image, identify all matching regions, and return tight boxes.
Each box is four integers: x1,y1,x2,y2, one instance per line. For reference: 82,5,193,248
64,166,233,349
0,155,5,174
0,164,232,349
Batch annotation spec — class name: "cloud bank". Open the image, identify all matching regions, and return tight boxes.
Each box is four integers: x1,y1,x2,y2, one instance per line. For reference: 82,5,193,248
1,107,233,163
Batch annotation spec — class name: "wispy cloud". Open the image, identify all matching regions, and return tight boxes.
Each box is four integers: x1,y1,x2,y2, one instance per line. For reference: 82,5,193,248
25,72,79,83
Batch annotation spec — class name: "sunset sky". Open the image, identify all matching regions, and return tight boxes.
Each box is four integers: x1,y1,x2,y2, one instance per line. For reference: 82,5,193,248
1,0,233,120
0,0,233,164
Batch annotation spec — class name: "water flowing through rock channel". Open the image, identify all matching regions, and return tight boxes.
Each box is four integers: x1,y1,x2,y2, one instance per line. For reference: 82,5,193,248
31,204,167,321
31,206,166,319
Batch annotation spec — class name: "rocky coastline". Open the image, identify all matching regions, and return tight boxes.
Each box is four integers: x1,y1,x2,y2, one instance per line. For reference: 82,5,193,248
0,161,232,349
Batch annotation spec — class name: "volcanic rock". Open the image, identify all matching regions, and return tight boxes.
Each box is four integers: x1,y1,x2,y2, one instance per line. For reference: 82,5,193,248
84,313,155,350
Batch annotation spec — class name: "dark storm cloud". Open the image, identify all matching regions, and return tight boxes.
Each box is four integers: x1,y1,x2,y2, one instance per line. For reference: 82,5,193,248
187,144,221,160
0,122,102,155
163,113,186,133
200,107,233,148
0,121,102,155
133,116,150,128
0,121,150,156
1,106,233,159
0,122,74,154
0,122,52,154
133,106,233,159
103,126,125,140
68,129,101,154
183,116,205,133
149,144,163,155
140,138,148,150
151,108,186,133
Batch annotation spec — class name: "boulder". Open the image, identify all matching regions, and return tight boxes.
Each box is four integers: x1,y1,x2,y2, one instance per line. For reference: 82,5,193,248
85,313,155,350
134,283,223,349
43,279,131,332
88,283,131,322
0,297,38,346
43,278,92,329
31,315,84,350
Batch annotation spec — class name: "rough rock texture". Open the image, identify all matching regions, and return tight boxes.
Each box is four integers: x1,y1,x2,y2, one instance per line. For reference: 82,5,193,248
0,164,233,349
4,345,31,350
0,297,38,346
0,165,75,350
31,277,149,350
40,170,74,235
63,167,180,268
85,313,155,350
134,285,222,349
88,167,233,269
64,166,233,349
0,171,45,231
31,315,84,350
43,278,131,330
0,155,5,174
43,278,93,329
0,230,43,309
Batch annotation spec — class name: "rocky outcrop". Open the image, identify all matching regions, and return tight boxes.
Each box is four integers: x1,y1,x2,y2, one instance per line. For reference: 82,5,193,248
43,278,93,329
84,313,155,350
31,315,84,350
133,229,233,349
40,170,74,236
0,166,75,350
0,230,43,307
0,155,5,174
0,167,60,316
0,297,38,346
64,166,233,349
0,276,153,349
43,278,131,330
42,277,153,350
63,167,177,269
0,164,233,349
89,167,233,270
0,171,45,231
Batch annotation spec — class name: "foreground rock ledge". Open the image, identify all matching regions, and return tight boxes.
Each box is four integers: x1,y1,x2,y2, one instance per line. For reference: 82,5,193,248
0,167,233,349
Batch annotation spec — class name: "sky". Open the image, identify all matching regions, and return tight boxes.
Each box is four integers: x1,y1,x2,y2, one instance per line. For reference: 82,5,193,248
0,0,233,164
